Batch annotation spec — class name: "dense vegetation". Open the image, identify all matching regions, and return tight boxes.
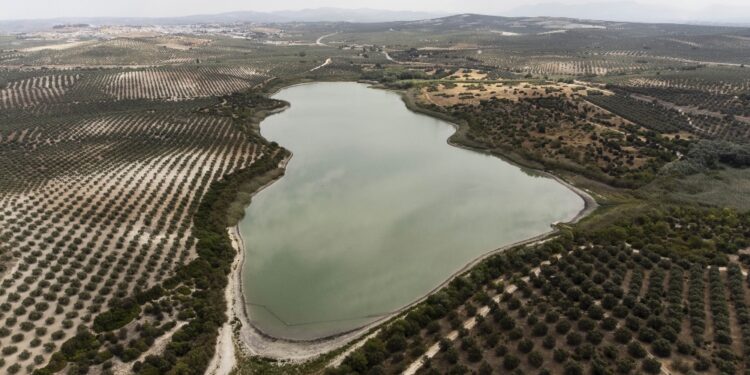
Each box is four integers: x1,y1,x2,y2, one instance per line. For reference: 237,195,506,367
419,94,686,187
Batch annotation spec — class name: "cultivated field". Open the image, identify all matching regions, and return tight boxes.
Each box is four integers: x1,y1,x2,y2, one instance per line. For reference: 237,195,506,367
0,13,749,375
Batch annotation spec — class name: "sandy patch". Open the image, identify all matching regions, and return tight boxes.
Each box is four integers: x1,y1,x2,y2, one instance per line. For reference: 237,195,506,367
491,30,521,36
310,58,332,72
538,29,567,35
22,40,92,52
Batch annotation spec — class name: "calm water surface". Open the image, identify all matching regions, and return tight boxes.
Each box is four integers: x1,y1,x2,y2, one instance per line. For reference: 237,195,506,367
240,82,583,340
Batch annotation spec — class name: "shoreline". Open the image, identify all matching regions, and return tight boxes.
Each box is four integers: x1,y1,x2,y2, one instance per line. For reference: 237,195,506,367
214,81,599,369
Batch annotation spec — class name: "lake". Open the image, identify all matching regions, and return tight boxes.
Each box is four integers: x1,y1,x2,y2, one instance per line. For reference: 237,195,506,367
239,82,584,340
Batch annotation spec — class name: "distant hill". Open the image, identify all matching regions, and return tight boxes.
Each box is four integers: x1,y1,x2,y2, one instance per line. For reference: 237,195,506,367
0,8,451,33
1,6,748,34
505,1,750,25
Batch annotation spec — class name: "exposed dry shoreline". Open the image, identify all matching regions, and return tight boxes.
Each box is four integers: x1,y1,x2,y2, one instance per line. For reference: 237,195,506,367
207,81,599,373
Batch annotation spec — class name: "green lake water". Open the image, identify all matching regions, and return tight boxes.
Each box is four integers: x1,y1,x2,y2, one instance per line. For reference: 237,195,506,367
240,82,584,340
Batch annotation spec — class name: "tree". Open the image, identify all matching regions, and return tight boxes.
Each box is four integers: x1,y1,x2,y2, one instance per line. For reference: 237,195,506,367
503,354,520,370
543,335,556,349
518,339,534,353
343,351,368,373
553,349,568,363
564,360,584,375
478,361,493,375
586,330,603,345
614,327,632,344
528,350,544,368
642,358,661,374
615,358,635,374
492,343,507,357
566,331,582,346
532,322,548,336
627,342,646,358
445,348,459,364
556,320,571,334
386,333,406,353
600,317,618,331
467,346,483,363
651,339,671,357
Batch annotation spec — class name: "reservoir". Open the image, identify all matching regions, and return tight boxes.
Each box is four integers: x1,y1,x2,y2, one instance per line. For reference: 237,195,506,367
239,82,584,340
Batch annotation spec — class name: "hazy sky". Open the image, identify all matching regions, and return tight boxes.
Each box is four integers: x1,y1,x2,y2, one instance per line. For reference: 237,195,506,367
0,0,748,20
